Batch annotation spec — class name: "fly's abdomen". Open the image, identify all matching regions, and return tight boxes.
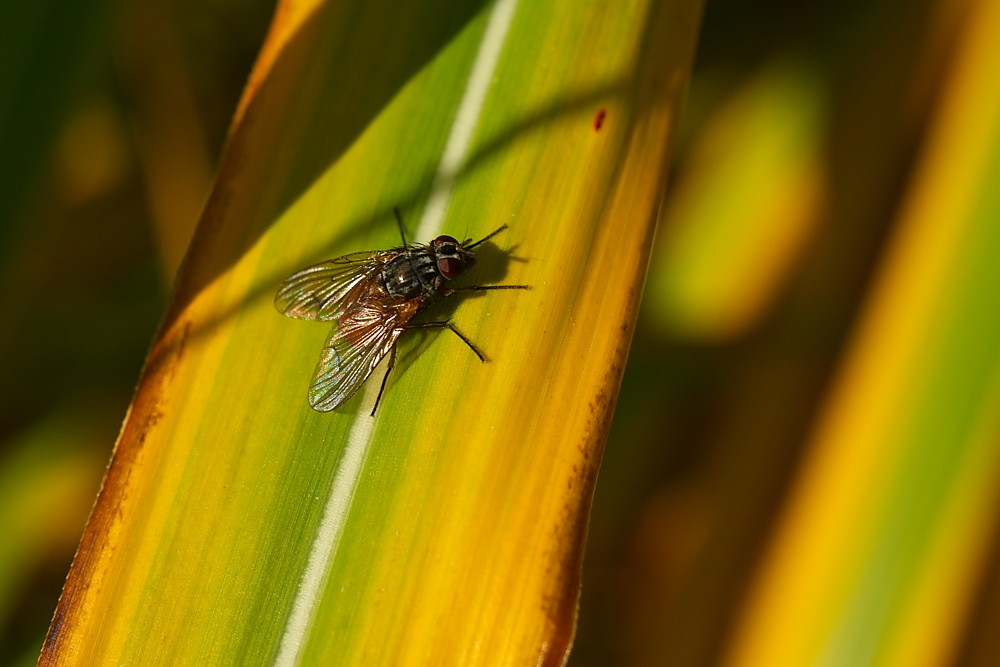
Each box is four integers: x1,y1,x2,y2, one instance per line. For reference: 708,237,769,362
382,250,439,299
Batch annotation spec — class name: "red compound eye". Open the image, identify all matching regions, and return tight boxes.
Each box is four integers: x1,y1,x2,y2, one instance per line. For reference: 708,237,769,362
438,257,464,279
433,235,459,245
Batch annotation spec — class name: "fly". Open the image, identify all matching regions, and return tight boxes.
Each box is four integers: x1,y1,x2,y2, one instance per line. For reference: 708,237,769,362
275,208,528,415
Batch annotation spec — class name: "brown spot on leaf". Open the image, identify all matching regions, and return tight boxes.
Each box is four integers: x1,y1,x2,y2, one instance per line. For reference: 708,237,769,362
593,108,607,131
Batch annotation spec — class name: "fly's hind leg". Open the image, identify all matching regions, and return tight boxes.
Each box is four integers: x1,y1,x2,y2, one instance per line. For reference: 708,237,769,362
407,320,487,362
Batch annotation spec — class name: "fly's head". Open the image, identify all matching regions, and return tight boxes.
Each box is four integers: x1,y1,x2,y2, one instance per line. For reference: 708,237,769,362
431,235,477,281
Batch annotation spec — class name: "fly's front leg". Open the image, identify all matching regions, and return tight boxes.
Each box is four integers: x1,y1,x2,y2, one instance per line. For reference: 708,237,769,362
440,284,530,297
407,320,487,362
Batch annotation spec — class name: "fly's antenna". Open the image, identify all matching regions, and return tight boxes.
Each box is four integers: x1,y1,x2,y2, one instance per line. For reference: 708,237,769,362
467,224,508,249
393,207,408,246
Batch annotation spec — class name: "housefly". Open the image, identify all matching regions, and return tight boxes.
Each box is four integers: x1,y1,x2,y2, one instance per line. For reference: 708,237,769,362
275,208,528,415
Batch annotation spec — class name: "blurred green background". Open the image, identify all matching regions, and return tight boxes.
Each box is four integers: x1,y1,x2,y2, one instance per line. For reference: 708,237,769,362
3,0,998,665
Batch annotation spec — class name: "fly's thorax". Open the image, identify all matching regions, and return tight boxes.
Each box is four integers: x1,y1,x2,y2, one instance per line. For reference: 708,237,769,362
380,238,477,300
381,250,436,299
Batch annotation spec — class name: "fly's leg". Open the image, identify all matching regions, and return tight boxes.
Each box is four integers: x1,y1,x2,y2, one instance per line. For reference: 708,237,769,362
407,320,487,362
393,207,408,246
421,286,529,360
440,284,530,296
371,343,398,417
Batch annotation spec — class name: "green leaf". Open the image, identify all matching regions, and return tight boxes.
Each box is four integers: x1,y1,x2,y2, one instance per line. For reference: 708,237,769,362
40,0,703,664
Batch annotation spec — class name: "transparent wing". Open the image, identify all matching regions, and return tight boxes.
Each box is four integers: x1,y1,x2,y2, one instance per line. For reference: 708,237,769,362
275,251,389,321
307,304,405,412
